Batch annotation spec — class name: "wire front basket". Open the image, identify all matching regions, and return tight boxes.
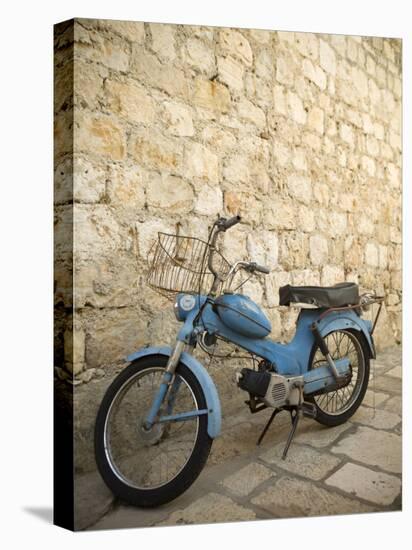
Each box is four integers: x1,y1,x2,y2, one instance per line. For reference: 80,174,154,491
147,232,232,300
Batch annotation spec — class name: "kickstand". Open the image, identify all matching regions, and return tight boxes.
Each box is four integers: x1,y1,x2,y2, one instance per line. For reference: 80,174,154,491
282,407,300,460
256,409,280,446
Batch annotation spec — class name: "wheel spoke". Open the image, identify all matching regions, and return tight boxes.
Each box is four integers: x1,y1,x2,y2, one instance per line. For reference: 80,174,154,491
312,331,366,417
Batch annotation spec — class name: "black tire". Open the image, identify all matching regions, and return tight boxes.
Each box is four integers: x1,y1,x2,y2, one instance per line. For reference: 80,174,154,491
94,355,213,507
306,329,370,427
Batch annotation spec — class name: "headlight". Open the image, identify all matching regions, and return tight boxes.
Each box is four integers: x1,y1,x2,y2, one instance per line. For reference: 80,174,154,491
173,294,197,322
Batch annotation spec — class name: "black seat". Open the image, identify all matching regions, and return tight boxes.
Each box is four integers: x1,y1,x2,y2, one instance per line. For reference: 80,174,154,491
279,282,359,308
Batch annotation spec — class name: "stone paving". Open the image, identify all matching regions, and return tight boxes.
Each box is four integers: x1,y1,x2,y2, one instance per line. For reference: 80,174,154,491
77,345,402,531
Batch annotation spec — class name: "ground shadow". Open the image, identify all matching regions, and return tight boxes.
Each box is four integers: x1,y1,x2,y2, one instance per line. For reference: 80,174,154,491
23,506,53,524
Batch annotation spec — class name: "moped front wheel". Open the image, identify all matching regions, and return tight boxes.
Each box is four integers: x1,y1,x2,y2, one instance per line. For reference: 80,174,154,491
306,329,370,427
94,355,212,507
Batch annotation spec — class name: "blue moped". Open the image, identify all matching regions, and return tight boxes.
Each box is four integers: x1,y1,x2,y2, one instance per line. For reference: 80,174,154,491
95,216,383,507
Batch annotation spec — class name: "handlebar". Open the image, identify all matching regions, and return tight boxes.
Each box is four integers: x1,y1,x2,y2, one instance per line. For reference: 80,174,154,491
216,215,241,231
248,262,270,275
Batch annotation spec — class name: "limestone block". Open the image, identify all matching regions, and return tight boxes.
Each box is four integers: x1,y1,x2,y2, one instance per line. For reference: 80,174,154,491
298,205,316,232
73,157,106,203
302,59,327,90
132,49,189,99
249,29,272,44
75,112,126,160
54,157,73,204
273,85,287,114
291,269,320,286
307,106,324,134
347,39,358,62
365,242,379,267
146,173,194,212
379,244,388,269
287,91,307,124
184,142,219,182
149,23,176,61
202,126,237,151
321,265,345,286
137,218,174,258
330,34,347,56
339,123,355,147
129,129,183,172
310,234,328,266
237,98,266,129
64,325,85,374
217,55,244,91
295,32,319,60
265,271,290,307
280,233,309,270
81,18,145,44
264,199,295,230
74,60,107,110
162,100,194,136
366,55,376,76
273,143,290,167
185,37,215,75
105,79,155,125
194,185,223,216
361,155,376,177
192,77,231,113
246,230,278,267
286,175,312,204
219,29,253,66
223,191,261,226
74,25,129,72
366,135,379,157
84,307,148,368
319,39,336,75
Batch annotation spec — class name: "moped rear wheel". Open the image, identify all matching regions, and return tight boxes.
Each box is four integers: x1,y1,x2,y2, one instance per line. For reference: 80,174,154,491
94,355,212,507
306,329,370,426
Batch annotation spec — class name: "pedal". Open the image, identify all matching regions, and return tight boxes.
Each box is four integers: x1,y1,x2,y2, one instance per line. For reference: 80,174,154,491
301,401,317,419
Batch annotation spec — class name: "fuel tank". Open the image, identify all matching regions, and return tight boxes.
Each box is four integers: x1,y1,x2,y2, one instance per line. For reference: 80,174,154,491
214,293,271,339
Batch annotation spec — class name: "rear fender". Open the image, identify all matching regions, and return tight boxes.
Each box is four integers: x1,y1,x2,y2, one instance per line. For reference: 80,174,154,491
126,346,221,438
316,310,376,359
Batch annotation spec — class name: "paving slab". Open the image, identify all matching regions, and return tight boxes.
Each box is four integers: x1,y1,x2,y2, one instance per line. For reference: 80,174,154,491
155,492,256,526
372,375,402,395
325,462,401,505
386,366,402,378
350,406,401,430
74,471,115,530
331,426,402,474
383,396,402,416
251,476,376,518
294,419,352,448
221,462,275,497
362,390,390,408
260,442,341,480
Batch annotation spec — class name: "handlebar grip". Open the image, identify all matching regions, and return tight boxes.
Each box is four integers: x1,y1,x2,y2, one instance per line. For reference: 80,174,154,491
222,215,241,230
253,263,270,274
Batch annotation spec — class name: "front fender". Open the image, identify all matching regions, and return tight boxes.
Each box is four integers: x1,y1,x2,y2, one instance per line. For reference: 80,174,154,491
126,346,221,438
317,310,376,359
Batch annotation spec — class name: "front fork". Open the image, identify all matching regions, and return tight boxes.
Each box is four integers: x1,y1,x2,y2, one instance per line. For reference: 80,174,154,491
143,341,189,430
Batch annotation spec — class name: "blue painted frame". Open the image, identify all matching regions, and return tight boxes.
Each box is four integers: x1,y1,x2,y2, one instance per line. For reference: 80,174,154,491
176,295,375,375
126,294,374,439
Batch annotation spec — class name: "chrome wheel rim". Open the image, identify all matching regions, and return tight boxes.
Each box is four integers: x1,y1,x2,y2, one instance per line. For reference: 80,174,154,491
312,331,365,416
103,367,200,490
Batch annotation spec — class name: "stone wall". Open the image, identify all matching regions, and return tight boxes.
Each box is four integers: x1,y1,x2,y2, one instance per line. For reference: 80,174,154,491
54,19,402,383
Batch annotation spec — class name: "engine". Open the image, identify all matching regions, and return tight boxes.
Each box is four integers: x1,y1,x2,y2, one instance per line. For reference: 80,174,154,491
236,368,303,408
